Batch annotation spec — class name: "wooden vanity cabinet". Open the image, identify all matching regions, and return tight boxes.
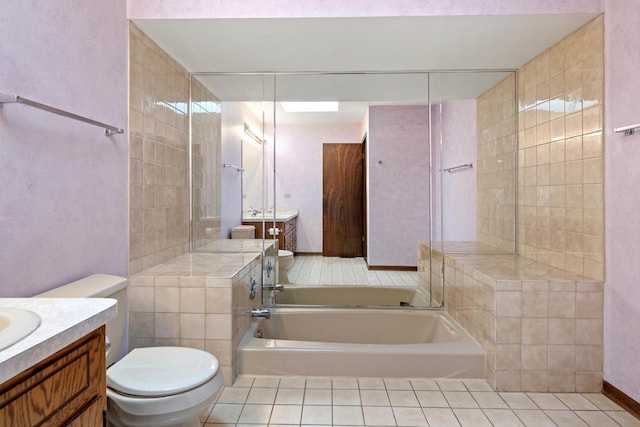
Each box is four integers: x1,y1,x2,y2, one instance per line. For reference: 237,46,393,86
0,326,106,427
243,217,297,253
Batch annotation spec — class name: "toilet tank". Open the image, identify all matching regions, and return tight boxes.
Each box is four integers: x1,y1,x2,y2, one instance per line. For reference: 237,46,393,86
35,274,128,367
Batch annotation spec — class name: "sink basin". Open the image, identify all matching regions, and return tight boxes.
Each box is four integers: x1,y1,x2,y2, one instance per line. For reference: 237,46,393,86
0,307,41,351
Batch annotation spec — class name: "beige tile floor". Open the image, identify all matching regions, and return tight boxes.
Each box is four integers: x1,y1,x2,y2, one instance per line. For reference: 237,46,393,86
241,257,639,426
287,256,418,286
202,376,639,427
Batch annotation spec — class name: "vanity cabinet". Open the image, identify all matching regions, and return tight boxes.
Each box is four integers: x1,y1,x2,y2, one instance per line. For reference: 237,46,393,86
243,217,297,253
0,326,106,427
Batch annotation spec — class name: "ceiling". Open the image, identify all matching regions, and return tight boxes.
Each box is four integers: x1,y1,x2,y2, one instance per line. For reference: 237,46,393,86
134,14,597,123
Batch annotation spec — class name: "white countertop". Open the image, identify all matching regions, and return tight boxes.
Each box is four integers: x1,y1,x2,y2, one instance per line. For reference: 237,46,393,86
0,298,117,385
242,208,298,222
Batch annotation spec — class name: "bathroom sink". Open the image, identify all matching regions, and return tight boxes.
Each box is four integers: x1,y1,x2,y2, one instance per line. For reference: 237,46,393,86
0,307,41,351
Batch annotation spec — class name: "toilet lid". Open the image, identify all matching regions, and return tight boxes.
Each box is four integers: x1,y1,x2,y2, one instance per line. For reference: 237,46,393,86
107,347,219,397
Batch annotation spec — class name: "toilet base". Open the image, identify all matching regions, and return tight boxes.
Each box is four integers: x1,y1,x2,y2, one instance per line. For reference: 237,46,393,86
106,371,222,427
278,253,294,284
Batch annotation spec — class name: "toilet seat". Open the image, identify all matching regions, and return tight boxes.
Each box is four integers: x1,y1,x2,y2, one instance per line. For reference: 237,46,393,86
279,250,293,257
107,347,219,397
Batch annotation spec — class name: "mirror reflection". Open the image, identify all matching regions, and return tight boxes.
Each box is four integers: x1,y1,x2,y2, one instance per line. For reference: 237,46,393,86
191,71,516,309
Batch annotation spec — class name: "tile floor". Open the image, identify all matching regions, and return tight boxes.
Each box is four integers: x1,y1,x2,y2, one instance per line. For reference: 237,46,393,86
287,256,418,286
202,376,639,427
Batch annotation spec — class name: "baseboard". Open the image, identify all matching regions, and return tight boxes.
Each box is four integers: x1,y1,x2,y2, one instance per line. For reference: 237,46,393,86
603,381,640,420
367,265,417,271
294,252,322,256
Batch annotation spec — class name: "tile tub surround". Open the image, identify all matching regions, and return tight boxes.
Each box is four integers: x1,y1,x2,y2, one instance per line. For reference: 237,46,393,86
0,298,117,385
128,252,265,385
129,24,223,274
476,16,605,281
417,241,508,307
420,243,604,393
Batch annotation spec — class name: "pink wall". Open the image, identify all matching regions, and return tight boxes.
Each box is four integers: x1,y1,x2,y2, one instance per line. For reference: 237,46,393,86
0,1,128,297
274,123,363,253
437,100,478,241
604,0,640,402
368,106,430,267
220,103,258,238
128,0,602,19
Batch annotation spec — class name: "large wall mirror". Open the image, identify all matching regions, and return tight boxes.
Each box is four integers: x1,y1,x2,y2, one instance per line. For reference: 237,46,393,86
190,70,517,309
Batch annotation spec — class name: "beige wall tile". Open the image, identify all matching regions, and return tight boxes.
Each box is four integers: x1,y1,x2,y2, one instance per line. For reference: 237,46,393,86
521,292,549,317
155,313,180,339
180,313,205,339
548,372,576,392
522,318,548,344
129,285,155,312
206,313,232,340
522,345,548,371
576,345,602,372
575,292,603,318
521,371,548,392
155,287,179,312
495,371,521,391
548,318,576,344
575,319,602,345
497,344,522,370
496,317,522,344
180,288,206,313
548,292,576,318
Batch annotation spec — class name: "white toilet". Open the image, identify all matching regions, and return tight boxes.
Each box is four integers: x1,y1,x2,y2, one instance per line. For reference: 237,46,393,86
36,274,223,427
278,250,294,284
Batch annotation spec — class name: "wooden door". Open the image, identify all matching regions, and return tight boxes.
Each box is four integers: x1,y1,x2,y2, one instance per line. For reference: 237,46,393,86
323,143,364,257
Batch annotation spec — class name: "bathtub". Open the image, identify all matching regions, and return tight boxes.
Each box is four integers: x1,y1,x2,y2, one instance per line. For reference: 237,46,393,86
275,285,430,307
237,308,485,378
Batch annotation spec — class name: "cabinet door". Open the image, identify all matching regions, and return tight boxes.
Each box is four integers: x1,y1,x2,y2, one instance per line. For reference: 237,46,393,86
66,397,104,427
0,327,106,427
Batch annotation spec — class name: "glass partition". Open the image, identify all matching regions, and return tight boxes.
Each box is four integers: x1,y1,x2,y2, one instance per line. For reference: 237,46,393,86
188,71,518,309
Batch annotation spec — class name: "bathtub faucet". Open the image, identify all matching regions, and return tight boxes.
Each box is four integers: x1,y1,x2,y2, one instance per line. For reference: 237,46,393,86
251,308,271,319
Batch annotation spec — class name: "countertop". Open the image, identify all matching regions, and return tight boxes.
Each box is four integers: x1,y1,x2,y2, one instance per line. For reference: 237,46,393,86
194,239,275,253
0,298,117,385
242,209,298,222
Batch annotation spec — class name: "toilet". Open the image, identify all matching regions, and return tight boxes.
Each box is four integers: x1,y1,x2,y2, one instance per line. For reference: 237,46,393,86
36,274,223,427
231,224,294,284
278,250,294,284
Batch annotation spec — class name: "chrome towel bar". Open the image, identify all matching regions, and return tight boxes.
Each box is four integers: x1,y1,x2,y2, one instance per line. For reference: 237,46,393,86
613,122,640,136
0,93,124,136
443,163,473,173
223,163,245,172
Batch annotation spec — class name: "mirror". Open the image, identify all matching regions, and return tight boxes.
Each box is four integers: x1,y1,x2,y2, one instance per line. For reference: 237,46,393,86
190,70,517,308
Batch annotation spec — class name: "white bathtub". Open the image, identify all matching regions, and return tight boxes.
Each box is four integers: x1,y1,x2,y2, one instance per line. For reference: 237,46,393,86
275,285,427,307
237,308,485,378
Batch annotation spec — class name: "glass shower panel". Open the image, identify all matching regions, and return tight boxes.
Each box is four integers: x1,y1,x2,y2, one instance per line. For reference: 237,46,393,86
429,71,518,310
190,75,223,250
271,72,433,308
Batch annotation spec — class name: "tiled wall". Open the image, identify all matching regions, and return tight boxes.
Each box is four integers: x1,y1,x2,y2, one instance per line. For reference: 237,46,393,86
128,252,264,385
476,75,518,252
129,23,190,274
129,24,223,273
476,17,604,280
441,249,603,393
516,16,604,280
192,79,222,249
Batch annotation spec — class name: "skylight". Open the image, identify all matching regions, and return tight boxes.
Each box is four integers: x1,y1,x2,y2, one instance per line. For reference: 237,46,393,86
280,102,339,113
